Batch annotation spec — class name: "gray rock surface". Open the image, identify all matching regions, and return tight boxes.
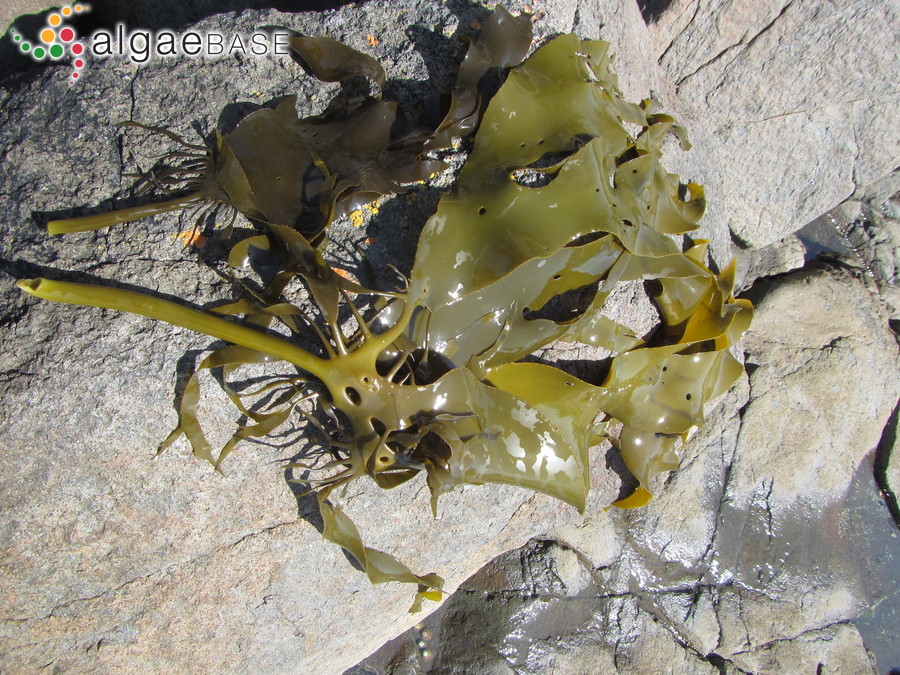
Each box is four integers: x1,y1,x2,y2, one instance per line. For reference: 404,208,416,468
0,1,45,35
648,0,900,249
1,0,898,672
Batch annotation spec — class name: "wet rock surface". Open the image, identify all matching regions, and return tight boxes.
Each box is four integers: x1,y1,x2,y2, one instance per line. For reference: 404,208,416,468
1,0,898,673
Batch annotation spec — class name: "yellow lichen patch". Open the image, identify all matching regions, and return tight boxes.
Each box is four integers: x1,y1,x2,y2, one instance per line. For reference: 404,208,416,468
349,200,381,227
349,210,365,228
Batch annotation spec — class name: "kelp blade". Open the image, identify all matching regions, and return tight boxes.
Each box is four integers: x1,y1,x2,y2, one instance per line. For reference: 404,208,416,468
428,6,533,149
291,35,386,92
391,368,591,513
406,33,751,505
317,490,443,613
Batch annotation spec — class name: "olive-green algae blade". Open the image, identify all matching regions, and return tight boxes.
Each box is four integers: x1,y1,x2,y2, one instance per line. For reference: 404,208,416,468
409,34,701,320
290,35,386,93
214,96,323,232
428,6,533,150
390,368,591,513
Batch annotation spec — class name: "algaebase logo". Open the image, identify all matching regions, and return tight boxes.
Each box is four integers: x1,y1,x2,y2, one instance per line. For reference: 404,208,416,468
8,4,90,85
8,5,290,85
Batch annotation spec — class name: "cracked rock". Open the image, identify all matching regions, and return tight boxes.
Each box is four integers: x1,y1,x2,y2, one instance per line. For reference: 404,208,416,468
736,264,899,509
648,0,900,249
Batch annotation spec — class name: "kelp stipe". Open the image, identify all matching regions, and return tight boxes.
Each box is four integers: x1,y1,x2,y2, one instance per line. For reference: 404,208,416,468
19,18,752,609
46,123,215,235
46,100,330,238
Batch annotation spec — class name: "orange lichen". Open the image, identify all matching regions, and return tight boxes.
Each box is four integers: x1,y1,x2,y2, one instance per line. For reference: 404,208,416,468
176,228,207,248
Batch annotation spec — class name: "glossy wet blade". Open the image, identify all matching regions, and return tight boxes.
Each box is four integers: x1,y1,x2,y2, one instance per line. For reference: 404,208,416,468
412,236,623,368
428,6,533,149
487,362,610,492
391,368,590,512
215,96,322,229
291,36,386,92
604,350,741,436
411,35,702,314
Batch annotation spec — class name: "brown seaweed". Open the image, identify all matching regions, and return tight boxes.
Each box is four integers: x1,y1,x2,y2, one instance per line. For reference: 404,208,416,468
19,20,751,610
427,6,533,150
47,11,534,240
290,35,387,93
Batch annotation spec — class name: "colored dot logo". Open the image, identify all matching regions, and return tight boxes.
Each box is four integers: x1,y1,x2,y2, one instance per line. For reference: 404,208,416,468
7,4,91,84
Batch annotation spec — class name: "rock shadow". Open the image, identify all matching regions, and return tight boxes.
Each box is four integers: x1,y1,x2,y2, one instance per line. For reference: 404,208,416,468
636,0,676,24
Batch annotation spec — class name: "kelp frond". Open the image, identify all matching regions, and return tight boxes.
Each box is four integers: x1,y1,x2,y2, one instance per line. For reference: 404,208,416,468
18,13,752,611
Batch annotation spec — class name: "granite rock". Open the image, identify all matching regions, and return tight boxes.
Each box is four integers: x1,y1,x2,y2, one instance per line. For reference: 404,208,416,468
2,0,899,672
647,0,900,249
